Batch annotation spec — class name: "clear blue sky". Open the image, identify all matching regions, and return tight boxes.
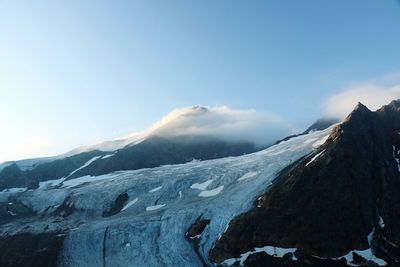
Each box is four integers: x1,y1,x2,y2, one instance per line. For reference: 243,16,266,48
1,0,400,161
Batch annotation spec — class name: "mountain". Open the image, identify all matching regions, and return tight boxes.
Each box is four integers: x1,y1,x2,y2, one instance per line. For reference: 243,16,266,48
1,106,279,191
1,101,399,267
209,100,400,266
0,120,334,267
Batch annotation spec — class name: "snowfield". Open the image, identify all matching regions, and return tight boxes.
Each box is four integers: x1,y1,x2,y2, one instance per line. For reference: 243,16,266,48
0,127,337,267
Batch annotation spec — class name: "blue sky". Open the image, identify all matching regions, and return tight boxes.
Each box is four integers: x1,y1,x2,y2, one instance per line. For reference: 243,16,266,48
1,0,400,161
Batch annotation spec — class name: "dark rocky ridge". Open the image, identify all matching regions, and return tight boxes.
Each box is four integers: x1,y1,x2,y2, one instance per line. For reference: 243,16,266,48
210,100,400,266
72,135,260,178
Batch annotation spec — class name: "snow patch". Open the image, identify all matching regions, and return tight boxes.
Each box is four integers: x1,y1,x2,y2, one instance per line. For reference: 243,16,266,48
223,245,297,266
190,179,213,190
61,174,113,188
101,154,115,160
305,150,325,167
149,186,163,193
339,248,387,266
238,171,258,181
312,135,329,148
121,198,138,211
199,186,224,197
392,146,400,172
368,228,375,246
1,187,27,193
39,177,65,189
146,204,166,211
379,216,385,228
67,156,102,177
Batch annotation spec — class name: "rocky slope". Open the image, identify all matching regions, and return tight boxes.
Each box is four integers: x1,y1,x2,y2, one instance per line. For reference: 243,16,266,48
210,100,400,266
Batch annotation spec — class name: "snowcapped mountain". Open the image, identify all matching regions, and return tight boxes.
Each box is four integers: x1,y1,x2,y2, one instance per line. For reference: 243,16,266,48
0,106,285,191
3,101,399,267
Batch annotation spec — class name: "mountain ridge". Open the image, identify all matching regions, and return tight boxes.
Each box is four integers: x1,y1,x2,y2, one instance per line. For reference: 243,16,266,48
209,100,400,266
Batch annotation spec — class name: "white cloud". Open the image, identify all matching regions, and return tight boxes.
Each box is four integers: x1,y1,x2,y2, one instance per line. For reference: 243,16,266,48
68,106,293,156
324,83,400,118
147,106,292,145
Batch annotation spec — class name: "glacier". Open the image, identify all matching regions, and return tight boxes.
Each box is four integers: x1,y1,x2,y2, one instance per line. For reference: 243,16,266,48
0,127,334,267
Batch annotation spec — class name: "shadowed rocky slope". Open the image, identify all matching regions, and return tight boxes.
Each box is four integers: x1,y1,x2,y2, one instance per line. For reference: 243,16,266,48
210,100,400,266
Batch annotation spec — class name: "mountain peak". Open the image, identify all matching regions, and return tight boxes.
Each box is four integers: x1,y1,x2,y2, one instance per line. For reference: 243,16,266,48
354,101,370,112
343,101,372,123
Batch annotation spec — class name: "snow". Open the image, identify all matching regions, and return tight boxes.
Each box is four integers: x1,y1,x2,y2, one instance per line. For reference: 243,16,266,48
190,179,213,190
66,156,102,177
339,248,387,266
0,187,27,193
61,174,114,188
65,133,146,156
199,186,224,197
312,135,329,148
149,186,163,193
304,137,319,144
223,245,297,266
305,150,325,166
39,177,66,189
189,234,202,239
7,211,16,216
392,146,400,172
146,204,166,211
121,198,139,211
379,216,385,228
101,154,115,159
238,171,258,181
0,125,337,267
368,228,375,246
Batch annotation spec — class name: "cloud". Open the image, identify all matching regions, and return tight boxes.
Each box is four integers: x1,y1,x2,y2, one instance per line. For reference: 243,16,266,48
147,106,292,145
324,83,400,118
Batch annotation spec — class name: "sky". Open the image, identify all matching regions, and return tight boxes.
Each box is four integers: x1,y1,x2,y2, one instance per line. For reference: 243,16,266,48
1,0,400,161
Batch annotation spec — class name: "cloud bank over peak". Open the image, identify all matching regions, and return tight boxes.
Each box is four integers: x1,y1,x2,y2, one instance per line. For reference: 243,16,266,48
148,106,292,145
324,83,400,118
68,106,293,155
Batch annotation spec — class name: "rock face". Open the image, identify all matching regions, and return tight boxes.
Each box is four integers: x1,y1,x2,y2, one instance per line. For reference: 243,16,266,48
210,101,400,266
